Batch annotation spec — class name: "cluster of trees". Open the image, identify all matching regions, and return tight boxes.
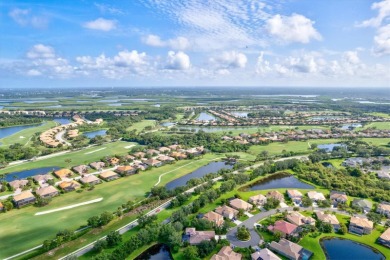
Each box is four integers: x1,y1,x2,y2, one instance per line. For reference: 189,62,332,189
247,110,285,118
0,143,39,165
0,115,42,127
42,229,78,251
249,158,300,180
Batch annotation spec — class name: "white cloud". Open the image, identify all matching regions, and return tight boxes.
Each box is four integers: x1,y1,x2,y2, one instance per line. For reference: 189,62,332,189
26,69,42,76
359,0,390,27
144,34,190,50
83,18,117,31
374,24,390,55
343,51,360,64
165,51,191,70
9,8,48,28
94,3,124,15
210,51,247,69
27,44,56,59
266,14,322,44
256,52,272,75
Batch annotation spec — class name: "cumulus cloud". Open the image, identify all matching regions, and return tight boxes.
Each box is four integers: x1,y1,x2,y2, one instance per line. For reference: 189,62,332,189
359,0,390,27
266,14,322,44
94,3,124,15
343,51,360,64
144,34,190,50
83,18,117,31
9,8,48,28
210,51,247,69
165,51,191,70
374,23,390,55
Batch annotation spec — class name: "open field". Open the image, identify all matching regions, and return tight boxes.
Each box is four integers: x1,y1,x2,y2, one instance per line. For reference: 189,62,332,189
126,120,156,132
363,122,390,130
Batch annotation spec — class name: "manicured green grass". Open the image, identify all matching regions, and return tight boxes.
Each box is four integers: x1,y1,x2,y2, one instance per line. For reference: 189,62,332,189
363,122,390,130
0,121,57,147
126,120,156,132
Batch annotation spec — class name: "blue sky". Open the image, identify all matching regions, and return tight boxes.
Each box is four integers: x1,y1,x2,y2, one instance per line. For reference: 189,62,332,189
0,0,389,88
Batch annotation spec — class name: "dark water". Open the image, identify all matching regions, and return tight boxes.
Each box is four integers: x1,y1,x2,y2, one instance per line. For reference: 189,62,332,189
135,244,173,260
317,143,346,152
4,166,60,182
53,118,71,125
321,238,385,260
83,130,107,138
197,112,216,121
0,124,40,139
165,161,233,190
248,173,314,191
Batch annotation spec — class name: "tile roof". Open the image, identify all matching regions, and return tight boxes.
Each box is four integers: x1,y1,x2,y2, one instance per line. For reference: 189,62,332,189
379,227,390,241
251,248,281,260
14,191,35,201
350,216,373,229
269,220,298,235
211,246,242,260
36,185,58,197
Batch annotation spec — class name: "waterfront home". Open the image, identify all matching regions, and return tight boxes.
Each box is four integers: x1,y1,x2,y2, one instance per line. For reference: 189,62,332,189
89,161,106,170
183,228,215,245
54,169,73,179
59,180,81,192
286,212,315,226
330,191,348,206
287,190,303,204
229,198,253,211
269,238,313,260
251,248,281,260
13,191,36,207
8,179,29,190
72,165,89,175
315,211,340,231
249,194,267,206
378,227,390,248
35,185,59,198
203,211,224,227
33,174,54,186
79,175,101,185
268,220,299,238
99,170,120,181
349,216,374,235
352,199,372,213
144,158,163,167
211,246,242,260
267,190,285,202
214,205,239,220
377,202,390,218
116,166,137,176
307,191,326,201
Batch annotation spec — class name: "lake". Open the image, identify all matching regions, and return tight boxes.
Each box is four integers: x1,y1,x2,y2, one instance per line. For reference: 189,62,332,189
341,124,362,130
161,122,175,127
135,244,173,260
197,112,216,121
83,130,107,138
231,111,249,117
246,172,314,191
317,143,346,152
4,166,60,182
165,161,233,190
0,124,40,139
321,238,385,260
53,118,71,125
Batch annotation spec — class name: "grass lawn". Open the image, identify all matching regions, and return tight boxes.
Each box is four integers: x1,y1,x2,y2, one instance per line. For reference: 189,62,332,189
0,121,57,147
126,120,156,132
363,122,390,130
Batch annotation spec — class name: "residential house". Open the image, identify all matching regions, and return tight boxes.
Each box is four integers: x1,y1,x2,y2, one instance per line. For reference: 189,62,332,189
183,228,215,245
186,146,204,156
144,158,163,167
157,155,175,163
99,170,120,181
72,165,89,175
211,246,242,260
8,179,29,190
35,185,59,198
80,175,101,185
215,205,239,220
378,227,390,248
249,194,267,206
134,163,148,171
330,191,348,206
158,147,171,153
13,191,36,207
267,191,284,202
203,211,224,227
377,202,390,218
133,152,146,159
89,161,106,170
54,169,73,179
286,212,315,226
229,198,253,211
170,151,187,160
307,191,326,201
116,166,137,176
168,144,181,150
33,174,54,186
146,149,160,156
352,199,372,213
108,157,120,166
287,190,303,204
315,211,340,231
267,220,299,238
124,155,135,162
251,248,281,260
349,216,374,235
59,180,81,192
269,238,313,260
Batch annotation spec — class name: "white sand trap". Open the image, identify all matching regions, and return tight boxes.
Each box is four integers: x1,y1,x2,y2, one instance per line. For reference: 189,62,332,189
124,145,136,149
19,136,25,139
35,198,103,215
85,147,106,155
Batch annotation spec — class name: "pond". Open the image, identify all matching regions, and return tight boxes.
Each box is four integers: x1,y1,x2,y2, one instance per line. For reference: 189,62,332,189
53,118,71,125
83,130,107,138
341,124,362,130
197,112,216,121
231,111,249,117
317,143,346,152
245,172,314,191
161,122,175,127
0,124,41,139
135,244,173,260
321,238,385,260
165,161,233,190
4,166,60,182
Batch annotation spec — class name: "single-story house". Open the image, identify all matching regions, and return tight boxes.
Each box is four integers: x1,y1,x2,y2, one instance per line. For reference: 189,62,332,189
330,191,348,206
286,212,315,226
352,199,372,213
267,190,285,202
157,155,175,163
211,246,242,260
158,147,171,153
133,152,146,159
377,202,390,218
378,227,390,248
146,149,160,156
99,170,120,181
315,211,340,231
72,165,89,175
54,169,73,179
89,161,106,170
116,166,137,176
251,248,281,260
349,216,374,235
8,179,29,190
183,227,215,245
268,220,299,238
134,163,148,171
33,174,54,186
59,180,81,192
307,191,326,201
144,158,163,167
203,211,224,227
170,151,187,160
214,205,239,220
249,194,267,206
35,185,59,198
13,191,36,207
168,144,181,150
287,190,303,204
269,238,313,260
125,154,135,161
80,175,101,185
108,157,120,165
229,198,253,211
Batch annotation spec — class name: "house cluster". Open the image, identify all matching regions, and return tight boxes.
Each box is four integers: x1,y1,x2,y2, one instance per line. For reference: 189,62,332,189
342,157,390,180
40,115,103,147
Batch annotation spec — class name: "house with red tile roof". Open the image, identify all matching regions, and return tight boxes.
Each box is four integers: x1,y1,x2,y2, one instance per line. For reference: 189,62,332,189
268,220,299,237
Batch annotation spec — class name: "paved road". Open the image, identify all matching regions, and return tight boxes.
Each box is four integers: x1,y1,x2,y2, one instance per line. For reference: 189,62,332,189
55,130,72,146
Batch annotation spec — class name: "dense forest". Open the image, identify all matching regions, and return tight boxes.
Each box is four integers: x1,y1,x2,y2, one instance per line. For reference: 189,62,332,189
0,116,42,127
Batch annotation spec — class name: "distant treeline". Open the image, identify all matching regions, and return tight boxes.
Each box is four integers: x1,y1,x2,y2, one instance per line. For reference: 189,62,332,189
0,116,42,127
